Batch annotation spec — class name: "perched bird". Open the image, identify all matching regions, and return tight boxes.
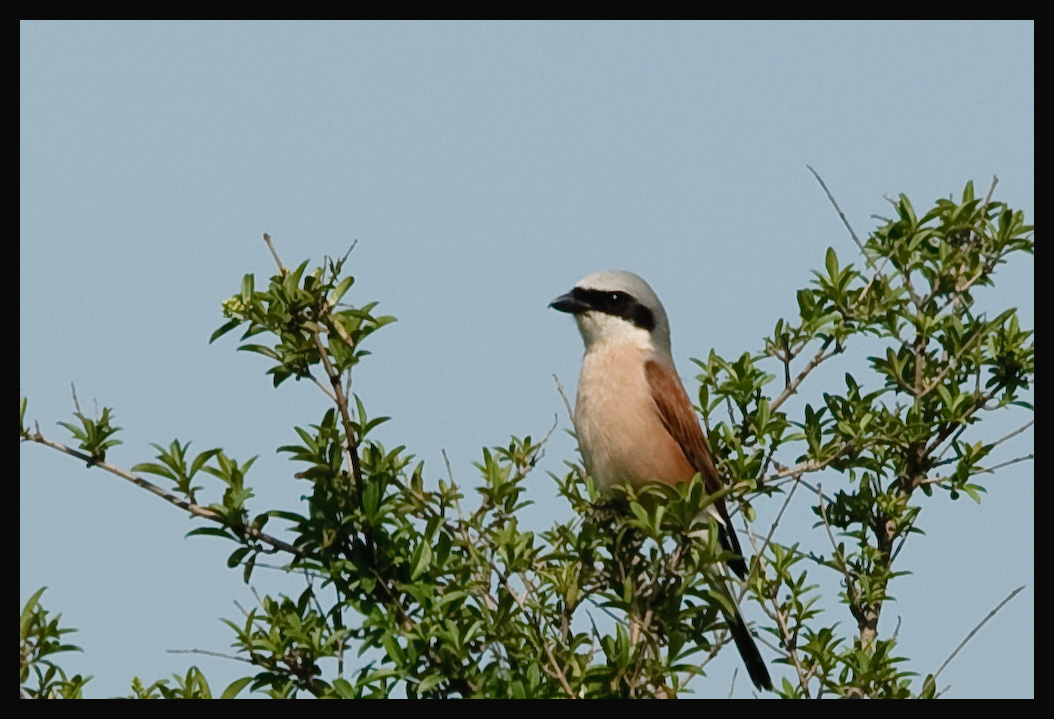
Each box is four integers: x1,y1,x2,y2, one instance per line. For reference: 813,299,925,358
550,270,772,692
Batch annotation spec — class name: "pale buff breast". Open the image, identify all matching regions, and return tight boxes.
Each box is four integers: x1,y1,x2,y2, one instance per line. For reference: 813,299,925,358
573,342,696,492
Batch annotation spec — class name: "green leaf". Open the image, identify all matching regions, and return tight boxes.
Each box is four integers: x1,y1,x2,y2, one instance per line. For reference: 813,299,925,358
227,546,251,568
329,276,354,306
238,344,281,360
410,541,433,580
131,462,177,481
825,246,839,278
20,587,48,640
219,676,254,699
186,527,235,540
210,318,242,344
190,448,222,477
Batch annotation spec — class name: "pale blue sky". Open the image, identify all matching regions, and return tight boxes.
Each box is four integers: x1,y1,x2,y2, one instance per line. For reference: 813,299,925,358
21,20,1033,698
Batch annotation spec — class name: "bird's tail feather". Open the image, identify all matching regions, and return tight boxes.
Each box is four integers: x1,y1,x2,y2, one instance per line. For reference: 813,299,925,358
712,564,772,692
725,605,773,691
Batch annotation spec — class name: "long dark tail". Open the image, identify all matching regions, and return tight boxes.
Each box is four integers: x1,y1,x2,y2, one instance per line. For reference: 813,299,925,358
726,606,773,692
709,519,772,691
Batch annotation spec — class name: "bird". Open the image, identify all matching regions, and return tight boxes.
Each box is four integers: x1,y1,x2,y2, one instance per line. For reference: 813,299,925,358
550,270,773,692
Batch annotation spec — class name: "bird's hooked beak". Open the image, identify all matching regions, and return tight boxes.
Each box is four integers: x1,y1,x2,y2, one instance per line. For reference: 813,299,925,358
549,289,588,315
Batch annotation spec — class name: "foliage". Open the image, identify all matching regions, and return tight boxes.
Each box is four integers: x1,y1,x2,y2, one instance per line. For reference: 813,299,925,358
20,183,1033,698
20,588,89,698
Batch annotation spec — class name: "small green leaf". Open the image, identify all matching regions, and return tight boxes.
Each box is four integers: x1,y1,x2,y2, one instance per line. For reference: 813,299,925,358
186,527,235,540
219,676,254,699
826,247,839,278
209,319,242,344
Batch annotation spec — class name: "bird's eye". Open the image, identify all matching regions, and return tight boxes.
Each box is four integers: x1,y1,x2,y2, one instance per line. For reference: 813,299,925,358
604,292,626,311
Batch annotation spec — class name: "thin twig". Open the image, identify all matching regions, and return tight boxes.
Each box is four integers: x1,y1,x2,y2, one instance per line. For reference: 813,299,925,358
749,476,801,589
765,456,840,504
763,578,811,694
263,233,285,272
24,428,303,557
70,383,84,419
815,483,857,595
918,312,1013,399
338,240,358,268
771,337,837,413
166,648,254,664
807,165,867,261
933,422,972,465
442,448,457,488
923,385,1003,460
932,585,1025,683
890,615,903,642
307,374,338,402
498,569,576,698
311,330,364,501
989,419,1035,450
978,454,1035,474
982,175,1000,210
553,373,574,422
917,453,1035,487
856,255,891,304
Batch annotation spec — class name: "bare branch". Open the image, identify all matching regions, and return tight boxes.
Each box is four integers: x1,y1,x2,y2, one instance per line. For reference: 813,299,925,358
990,419,1035,450
980,454,1035,474
771,337,838,413
932,585,1025,683
919,312,1015,400
497,569,576,698
23,428,303,558
746,474,801,593
70,383,85,419
918,453,1035,487
311,330,364,499
807,165,867,261
263,233,285,272
166,648,254,664
816,484,857,592
307,373,338,402
765,456,843,502
553,373,574,422
765,587,812,696
982,175,1000,210
923,385,1004,460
